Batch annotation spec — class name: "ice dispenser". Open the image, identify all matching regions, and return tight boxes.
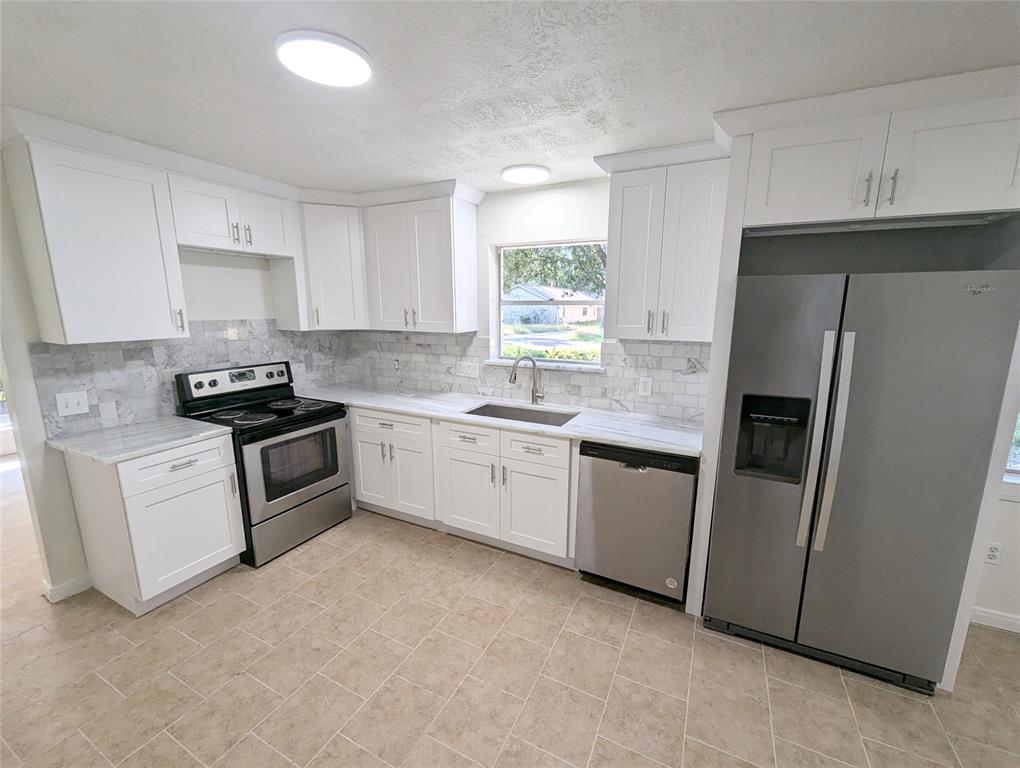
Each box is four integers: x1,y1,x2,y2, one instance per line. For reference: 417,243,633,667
734,395,811,483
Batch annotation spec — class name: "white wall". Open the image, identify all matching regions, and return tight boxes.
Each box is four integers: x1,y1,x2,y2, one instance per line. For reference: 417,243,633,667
475,178,610,337
180,250,275,321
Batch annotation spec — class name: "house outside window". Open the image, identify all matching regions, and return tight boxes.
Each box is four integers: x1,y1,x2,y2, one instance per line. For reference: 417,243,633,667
1008,412,1020,478
498,242,607,365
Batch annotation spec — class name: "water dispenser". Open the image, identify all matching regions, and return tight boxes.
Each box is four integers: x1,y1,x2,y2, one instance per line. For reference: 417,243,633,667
734,394,811,483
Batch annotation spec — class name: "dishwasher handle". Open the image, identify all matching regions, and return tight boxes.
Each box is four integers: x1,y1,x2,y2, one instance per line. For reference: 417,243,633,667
619,463,650,474
579,441,697,475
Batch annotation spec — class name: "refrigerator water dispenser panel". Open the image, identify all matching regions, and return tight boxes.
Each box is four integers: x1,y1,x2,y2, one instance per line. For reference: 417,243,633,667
734,395,811,483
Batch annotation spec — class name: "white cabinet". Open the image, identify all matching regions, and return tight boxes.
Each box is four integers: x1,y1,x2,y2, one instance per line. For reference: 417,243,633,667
302,204,368,329
350,409,435,522
3,141,188,344
744,115,891,226
126,465,244,600
436,446,500,537
501,458,569,557
364,196,477,333
62,436,245,615
744,97,1020,226
168,174,301,257
878,97,1020,217
605,160,728,342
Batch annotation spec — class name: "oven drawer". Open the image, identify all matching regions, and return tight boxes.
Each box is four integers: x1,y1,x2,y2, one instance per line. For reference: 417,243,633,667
499,430,570,468
117,435,235,498
435,420,499,455
351,408,430,441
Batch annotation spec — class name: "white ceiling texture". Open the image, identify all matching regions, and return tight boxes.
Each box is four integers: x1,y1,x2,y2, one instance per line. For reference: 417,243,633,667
2,1,1018,192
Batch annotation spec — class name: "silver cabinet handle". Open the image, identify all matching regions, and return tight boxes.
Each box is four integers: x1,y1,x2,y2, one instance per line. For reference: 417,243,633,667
229,472,238,497
490,463,496,485
458,434,477,443
814,331,856,552
412,308,418,327
522,445,543,455
315,307,321,326
244,223,253,246
646,309,654,334
796,330,836,547
661,310,669,335
176,308,186,332
861,170,873,207
404,309,409,328
169,458,199,472
886,168,900,206
378,422,394,429
380,441,386,461
502,465,507,487
389,443,394,462
231,222,241,244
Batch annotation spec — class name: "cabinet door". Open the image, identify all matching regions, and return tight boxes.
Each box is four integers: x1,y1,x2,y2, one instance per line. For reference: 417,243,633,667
744,114,890,225
500,458,569,557
125,465,244,600
239,191,301,257
389,437,435,521
436,446,500,537
302,204,368,329
408,198,455,332
657,159,729,342
364,202,413,330
168,175,242,251
351,433,392,507
878,97,1020,218
30,143,188,344
604,168,667,340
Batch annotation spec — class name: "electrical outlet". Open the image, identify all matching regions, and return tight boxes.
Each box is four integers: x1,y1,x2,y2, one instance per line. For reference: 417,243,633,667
56,391,89,416
393,358,400,372
638,377,653,397
456,361,480,378
225,326,240,341
984,542,1003,566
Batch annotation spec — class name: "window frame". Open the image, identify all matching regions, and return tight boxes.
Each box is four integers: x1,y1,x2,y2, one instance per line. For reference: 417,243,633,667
496,239,608,367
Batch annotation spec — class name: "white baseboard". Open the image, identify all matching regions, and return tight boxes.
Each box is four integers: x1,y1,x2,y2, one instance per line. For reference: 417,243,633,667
971,606,1020,634
43,573,92,602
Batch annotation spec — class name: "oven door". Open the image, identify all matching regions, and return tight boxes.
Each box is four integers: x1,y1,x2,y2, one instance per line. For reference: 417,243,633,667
242,417,349,525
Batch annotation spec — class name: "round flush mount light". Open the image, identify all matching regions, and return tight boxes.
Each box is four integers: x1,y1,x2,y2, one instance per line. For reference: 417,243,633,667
501,164,551,185
274,30,372,87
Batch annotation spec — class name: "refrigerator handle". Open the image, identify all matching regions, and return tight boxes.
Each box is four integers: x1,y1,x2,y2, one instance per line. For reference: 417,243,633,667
813,331,856,552
796,330,837,547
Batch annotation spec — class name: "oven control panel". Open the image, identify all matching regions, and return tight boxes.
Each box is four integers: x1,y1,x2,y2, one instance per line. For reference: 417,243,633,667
183,363,292,398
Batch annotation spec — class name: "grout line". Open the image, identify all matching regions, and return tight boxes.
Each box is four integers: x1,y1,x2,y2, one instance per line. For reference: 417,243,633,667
612,671,687,702
842,670,875,768
597,733,673,767
678,623,697,768
76,728,117,768
927,699,966,768
581,596,636,768
164,729,210,767
762,643,778,768
249,730,303,767
774,735,859,768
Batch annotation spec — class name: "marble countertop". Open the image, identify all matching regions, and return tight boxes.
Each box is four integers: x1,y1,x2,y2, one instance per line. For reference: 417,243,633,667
47,417,233,465
302,386,703,457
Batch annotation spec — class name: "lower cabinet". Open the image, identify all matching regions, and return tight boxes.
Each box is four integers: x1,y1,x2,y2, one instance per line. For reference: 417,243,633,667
351,428,435,521
436,446,500,537
500,458,569,556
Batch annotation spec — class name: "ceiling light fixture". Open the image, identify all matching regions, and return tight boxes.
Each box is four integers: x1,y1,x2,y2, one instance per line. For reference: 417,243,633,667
502,165,550,185
274,30,372,87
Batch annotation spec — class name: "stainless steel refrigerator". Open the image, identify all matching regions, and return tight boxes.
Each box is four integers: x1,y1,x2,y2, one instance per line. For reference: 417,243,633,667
704,269,1020,692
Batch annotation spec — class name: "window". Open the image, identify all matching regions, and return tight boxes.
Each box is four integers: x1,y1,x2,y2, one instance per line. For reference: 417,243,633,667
498,242,607,365
1008,412,1020,477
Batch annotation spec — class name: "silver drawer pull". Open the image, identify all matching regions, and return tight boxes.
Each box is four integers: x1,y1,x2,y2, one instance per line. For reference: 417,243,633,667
458,434,478,443
378,422,394,429
169,458,199,471
522,445,543,455
490,463,496,485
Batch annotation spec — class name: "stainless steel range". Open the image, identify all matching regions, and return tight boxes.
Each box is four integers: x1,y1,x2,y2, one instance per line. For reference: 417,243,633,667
175,362,351,566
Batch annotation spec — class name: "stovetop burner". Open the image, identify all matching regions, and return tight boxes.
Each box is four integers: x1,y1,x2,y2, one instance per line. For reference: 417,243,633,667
268,398,303,411
296,401,327,411
233,413,279,425
212,409,247,420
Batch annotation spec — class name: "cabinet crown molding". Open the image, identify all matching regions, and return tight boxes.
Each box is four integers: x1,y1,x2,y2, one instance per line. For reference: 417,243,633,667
594,138,730,174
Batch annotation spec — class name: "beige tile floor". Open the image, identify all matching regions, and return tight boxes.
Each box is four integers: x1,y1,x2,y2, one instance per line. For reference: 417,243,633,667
1,461,1019,768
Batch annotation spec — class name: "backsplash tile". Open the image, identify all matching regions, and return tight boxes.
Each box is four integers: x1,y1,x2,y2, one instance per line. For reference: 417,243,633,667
28,321,710,438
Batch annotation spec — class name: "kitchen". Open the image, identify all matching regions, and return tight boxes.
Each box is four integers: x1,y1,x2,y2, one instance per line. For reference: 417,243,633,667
1,3,1019,768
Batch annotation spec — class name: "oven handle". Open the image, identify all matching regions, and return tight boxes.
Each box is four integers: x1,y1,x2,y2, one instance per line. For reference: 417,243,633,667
238,414,347,447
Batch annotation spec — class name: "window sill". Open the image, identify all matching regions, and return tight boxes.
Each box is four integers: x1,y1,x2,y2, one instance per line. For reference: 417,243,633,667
485,358,606,374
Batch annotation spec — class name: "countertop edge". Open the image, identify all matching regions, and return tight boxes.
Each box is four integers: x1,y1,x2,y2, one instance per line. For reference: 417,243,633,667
47,422,233,466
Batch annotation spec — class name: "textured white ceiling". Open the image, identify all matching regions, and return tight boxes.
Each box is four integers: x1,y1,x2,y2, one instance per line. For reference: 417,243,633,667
2,2,1018,192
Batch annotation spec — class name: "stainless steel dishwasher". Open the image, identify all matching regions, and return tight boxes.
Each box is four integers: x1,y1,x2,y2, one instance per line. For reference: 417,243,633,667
576,442,698,601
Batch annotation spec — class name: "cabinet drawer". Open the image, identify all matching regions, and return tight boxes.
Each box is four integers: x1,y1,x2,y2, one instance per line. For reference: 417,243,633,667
117,435,235,498
435,420,499,455
500,431,570,468
351,408,430,441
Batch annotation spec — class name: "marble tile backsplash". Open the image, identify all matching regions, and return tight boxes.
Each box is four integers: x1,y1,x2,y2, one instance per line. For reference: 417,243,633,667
29,320,710,438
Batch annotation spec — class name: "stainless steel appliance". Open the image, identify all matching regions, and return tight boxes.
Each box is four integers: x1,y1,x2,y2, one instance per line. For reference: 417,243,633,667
576,442,698,600
704,270,1020,692
176,362,351,566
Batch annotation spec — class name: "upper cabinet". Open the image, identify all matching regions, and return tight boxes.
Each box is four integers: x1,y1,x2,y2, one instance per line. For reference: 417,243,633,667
3,141,189,344
744,97,1020,226
364,196,477,333
302,204,368,330
605,159,728,342
169,174,301,258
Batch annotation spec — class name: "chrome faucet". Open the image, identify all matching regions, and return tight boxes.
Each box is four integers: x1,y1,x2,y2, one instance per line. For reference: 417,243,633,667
509,356,544,405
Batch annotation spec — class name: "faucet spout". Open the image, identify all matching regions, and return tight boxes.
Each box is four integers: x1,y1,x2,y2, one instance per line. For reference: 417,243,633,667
509,356,544,405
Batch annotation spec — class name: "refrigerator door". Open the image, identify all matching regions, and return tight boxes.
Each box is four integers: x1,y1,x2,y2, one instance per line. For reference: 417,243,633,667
798,270,1020,682
704,274,846,639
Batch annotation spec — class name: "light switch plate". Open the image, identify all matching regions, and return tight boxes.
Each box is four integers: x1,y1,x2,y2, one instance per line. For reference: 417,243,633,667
56,391,89,416
638,377,653,397
456,362,480,378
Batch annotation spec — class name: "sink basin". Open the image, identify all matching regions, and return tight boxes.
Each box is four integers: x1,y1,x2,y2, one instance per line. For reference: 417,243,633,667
466,403,578,426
